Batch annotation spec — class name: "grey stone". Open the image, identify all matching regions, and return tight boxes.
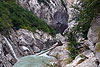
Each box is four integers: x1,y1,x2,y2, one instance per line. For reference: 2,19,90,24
66,50,97,67
87,13,100,44
33,46,40,52
19,0,68,33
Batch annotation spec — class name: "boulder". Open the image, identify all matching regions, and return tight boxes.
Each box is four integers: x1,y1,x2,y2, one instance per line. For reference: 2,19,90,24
17,29,57,52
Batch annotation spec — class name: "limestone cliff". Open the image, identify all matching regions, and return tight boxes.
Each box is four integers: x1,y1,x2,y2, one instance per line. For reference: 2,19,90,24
18,0,68,33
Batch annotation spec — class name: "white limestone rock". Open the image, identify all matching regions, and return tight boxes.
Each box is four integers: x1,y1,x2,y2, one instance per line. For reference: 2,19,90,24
66,50,97,67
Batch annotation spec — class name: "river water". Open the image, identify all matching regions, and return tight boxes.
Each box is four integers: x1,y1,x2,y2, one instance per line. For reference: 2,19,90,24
13,50,55,67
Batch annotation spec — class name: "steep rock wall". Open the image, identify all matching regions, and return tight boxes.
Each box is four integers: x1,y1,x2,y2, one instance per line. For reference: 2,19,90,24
18,0,68,33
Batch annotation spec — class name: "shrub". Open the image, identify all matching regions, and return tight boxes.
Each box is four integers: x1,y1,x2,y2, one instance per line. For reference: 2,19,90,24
67,32,81,59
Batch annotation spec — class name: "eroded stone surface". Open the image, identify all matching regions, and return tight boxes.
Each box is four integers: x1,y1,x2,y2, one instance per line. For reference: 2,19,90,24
19,0,68,33
66,50,97,67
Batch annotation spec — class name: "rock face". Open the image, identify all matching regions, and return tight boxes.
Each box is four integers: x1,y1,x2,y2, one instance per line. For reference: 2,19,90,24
0,34,16,67
87,14,100,44
87,14,100,63
17,29,57,53
66,50,97,67
61,0,100,67
65,0,75,8
66,13,100,67
0,29,69,67
18,0,68,33
2,0,100,67
88,14,100,67
17,29,70,66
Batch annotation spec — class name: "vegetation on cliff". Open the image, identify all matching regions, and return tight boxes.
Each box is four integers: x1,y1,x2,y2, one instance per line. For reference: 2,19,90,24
71,0,100,38
0,1,56,36
67,0,100,59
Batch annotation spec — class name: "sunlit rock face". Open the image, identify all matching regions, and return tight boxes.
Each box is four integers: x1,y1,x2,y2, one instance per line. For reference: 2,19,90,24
65,0,75,8
19,0,68,33
66,50,97,67
87,14,100,44
87,14,100,65
0,34,16,67
63,0,79,34
16,29,57,54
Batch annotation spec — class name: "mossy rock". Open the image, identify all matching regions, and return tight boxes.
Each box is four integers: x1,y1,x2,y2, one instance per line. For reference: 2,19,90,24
63,58,73,64
96,42,100,52
66,47,70,50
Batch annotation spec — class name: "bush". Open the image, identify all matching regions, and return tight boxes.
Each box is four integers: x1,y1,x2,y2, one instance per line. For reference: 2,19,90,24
0,1,56,36
67,32,81,59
